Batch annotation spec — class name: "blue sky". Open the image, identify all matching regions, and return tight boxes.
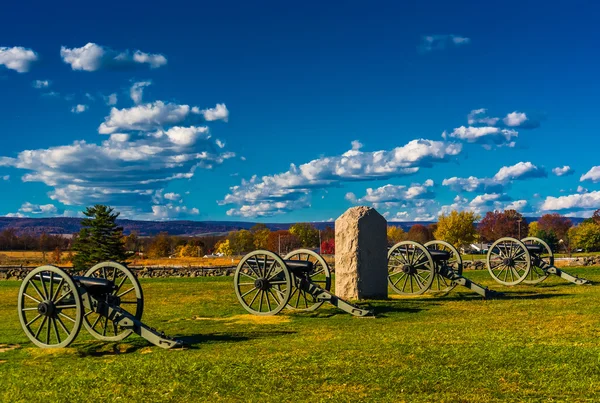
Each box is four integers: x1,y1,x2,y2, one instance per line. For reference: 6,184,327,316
1,0,599,222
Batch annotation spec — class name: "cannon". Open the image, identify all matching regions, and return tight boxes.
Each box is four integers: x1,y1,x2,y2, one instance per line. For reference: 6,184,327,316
486,237,590,286
387,240,498,298
17,262,181,349
233,249,372,317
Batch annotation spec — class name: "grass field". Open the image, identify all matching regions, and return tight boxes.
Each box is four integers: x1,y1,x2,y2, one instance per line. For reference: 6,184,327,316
2,268,600,402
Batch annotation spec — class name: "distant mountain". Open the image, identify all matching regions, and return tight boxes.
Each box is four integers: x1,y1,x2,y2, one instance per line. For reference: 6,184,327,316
0,216,586,237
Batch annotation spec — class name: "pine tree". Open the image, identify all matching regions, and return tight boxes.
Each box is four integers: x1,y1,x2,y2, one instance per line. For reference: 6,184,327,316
72,205,127,269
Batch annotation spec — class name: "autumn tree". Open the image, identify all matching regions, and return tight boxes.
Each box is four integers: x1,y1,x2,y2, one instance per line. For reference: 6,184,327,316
72,205,127,269
253,227,270,250
289,223,319,247
593,209,600,225
528,221,540,238
387,225,405,245
321,238,335,254
434,210,480,248
228,230,255,254
321,226,335,242
537,213,572,242
267,230,301,254
478,210,528,242
147,232,172,258
215,239,234,256
569,222,600,252
406,224,434,244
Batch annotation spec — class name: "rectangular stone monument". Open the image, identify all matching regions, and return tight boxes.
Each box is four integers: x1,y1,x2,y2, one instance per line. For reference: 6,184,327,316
335,206,388,300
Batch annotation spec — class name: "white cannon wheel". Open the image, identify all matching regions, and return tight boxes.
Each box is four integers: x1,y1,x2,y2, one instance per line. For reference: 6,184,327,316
486,237,531,286
388,241,435,295
521,237,553,285
234,250,292,315
424,240,463,294
283,249,332,312
18,265,83,348
83,261,144,341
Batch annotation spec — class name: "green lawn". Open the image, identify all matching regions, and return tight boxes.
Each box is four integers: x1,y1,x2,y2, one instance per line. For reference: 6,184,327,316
2,268,600,402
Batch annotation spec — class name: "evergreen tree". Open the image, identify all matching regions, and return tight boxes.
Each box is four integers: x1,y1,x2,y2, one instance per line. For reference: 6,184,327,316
72,205,127,269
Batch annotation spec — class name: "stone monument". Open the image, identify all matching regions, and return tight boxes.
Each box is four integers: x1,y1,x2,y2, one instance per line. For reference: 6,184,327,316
335,206,388,300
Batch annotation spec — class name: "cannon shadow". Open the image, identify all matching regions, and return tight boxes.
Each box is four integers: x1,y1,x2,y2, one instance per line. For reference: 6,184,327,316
175,330,296,348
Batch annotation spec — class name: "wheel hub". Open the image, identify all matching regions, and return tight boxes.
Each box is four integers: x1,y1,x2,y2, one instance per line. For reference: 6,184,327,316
254,278,271,291
503,258,515,266
402,264,416,275
37,301,56,317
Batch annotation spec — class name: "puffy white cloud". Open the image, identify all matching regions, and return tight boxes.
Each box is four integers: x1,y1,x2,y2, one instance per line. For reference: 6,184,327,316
346,180,435,204
60,43,167,72
467,109,499,126
0,46,39,73
33,80,50,89
419,35,470,52
164,192,181,201
98,101,191,134
577,186,588,193
541,191,600,211
19,202,58,215
505,199,528,211
439,193,514,216
221,139,461,217
443,161,546,193
447,126,518,149
151,204,198,220
130,81,151,104
105,93,118,106
493,161,546,182
552,165,573,177
503,111,528,127
199,103,229,122
71,104,89,114
580,166,600,183
4,212,26,218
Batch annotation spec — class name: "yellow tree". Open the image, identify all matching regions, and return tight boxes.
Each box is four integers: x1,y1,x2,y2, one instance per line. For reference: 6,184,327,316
215,239,234,256
528,221,540,238
387,225,405,245
434,210,480,248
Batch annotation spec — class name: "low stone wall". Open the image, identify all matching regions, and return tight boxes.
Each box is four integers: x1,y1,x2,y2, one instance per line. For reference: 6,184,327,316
0,265,236,280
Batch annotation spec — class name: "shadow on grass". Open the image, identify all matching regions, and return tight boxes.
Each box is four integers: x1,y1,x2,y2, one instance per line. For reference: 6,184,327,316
176,330,296,348
425,290,570,302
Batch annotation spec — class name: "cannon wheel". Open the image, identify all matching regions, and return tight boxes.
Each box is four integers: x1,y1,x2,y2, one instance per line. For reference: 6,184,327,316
424,240,463,294
388,241,435,295
283,249,332,311
18,265,83,348
83,261,144,341
521,237,553,285
486,237,531,286
234,250,292,316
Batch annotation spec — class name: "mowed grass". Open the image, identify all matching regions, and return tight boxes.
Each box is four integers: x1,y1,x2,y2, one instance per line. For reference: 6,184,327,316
2,268,600,402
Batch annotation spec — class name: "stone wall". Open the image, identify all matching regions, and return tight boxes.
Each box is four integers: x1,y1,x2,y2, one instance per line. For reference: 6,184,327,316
0,266,236,280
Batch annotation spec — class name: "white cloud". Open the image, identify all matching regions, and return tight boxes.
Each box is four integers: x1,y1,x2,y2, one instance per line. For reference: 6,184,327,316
71,104,89,114
221,139,461,217
503,111,528,127
347,180,435,204
577,186,588,193
164,192,181,201
60,43,167,72
541,191,600,211
4,212,26,218
439,193,514,216
419,35,470,52
19,202,58,215
580,166,600,183
98,101,192,134
447,126,518,149
130,81,151,104
505,200,528,211
467,109,499,126
105,93,118,106
443,161,546,193
493,161,546,182
0,46,39,73
552,165,573,177
199,103,229,122
33,80,50,89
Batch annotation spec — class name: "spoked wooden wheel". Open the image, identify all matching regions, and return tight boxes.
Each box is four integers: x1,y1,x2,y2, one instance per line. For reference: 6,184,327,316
521,237,553,285
388,241,435,295
283,249,332,311
424,240,463,294
18,266,83,348
83,261,144,341
487,238,531,286
234,250,292,316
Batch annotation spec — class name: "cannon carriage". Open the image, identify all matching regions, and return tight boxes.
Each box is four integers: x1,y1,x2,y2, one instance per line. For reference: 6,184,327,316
17,262,181,349
486,236,590,286
233,249,372,317
387,240,498,298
